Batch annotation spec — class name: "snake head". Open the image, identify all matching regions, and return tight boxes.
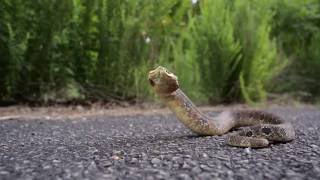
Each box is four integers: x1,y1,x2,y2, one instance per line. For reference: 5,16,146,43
148,66,179,94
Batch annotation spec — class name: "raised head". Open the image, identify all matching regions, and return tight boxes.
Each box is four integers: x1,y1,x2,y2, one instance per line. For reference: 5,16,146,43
148,66,179,94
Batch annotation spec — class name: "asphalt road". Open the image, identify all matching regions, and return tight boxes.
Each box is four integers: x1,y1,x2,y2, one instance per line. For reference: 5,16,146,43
0,107,320,180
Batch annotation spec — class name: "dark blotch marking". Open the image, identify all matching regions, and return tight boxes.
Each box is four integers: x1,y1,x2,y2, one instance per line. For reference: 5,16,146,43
246,131,253,137
262,127,272,135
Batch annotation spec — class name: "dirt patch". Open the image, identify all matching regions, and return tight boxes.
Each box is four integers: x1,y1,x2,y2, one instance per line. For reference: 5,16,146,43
1,102,316,121
0,103,252,121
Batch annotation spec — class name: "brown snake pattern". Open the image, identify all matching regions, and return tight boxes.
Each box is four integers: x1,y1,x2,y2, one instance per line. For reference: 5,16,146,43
148,66,295,148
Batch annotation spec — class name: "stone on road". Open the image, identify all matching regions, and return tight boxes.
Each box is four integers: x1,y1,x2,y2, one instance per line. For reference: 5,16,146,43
0,107,320,179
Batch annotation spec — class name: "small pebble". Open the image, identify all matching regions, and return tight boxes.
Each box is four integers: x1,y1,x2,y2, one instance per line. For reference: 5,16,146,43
191,166,202,174
151,158,161,165
111,155,120,160
53,160,61,163
130,158,138,164
245,148,251,154
43,165,51,170
310,144,318,149
202,153,209,159
177,173,192,180
0,171,9,175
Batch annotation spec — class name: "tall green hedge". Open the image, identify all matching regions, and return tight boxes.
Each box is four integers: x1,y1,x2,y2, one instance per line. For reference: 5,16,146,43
0,0,319,104
271,0,320,102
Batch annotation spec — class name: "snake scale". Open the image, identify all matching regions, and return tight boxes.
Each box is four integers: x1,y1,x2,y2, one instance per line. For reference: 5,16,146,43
148,66,295,148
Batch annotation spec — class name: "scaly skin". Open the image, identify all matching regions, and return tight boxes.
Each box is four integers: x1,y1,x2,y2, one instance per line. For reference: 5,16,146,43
148,66,295,148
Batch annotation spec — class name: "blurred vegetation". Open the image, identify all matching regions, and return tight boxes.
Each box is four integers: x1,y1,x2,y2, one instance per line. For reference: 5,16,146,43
0,0,319,105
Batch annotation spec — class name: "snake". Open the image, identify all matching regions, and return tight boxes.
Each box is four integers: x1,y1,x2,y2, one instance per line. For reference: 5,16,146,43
148,66,295,148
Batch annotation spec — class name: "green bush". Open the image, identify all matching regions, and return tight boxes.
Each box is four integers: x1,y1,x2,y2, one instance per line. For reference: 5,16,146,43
233,0,284,103
0,0,319,104
271,0,320,102
172,0,241,103
169,0,283,104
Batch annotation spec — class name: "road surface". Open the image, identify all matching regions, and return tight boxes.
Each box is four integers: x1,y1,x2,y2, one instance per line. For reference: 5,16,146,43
0,107,319,179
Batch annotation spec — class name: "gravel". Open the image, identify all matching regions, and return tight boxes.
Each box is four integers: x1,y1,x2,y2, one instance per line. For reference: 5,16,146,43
0,107,320,179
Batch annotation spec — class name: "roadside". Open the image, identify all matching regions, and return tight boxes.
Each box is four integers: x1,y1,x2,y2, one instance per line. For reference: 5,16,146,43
0,102,317,121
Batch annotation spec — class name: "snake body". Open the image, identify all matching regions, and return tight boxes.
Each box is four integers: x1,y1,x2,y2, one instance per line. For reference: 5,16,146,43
148,66,295,148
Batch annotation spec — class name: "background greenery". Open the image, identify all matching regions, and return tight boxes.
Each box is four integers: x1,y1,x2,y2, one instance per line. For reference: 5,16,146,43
0,0,319,104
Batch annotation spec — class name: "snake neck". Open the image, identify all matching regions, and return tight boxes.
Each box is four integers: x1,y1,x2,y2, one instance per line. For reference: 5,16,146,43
159,89,234,135
157,88,290,137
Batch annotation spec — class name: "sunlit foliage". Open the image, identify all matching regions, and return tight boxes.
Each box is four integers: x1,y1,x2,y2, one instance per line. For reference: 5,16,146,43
0,0,319,104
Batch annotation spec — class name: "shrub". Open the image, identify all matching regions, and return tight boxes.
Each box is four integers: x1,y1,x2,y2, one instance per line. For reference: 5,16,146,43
0,0,319,104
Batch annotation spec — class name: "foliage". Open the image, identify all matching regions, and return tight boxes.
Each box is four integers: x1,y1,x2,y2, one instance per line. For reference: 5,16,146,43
170,0,283,103
233,0,282,103
172,0,241,103
271,0,320,102
0,0,320,104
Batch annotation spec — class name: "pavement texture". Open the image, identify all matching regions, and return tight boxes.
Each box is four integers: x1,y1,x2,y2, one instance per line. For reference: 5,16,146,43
0,106,320,180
